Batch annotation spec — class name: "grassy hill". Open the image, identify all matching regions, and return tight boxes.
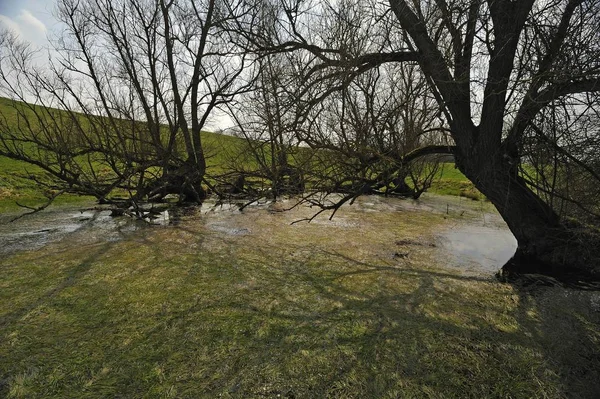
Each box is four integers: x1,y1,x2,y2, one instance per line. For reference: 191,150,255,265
0,97,480,212
0,97,246,212
428,164,484,200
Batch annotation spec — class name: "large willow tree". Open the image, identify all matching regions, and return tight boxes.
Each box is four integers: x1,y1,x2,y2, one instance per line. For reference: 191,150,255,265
243,0,600,278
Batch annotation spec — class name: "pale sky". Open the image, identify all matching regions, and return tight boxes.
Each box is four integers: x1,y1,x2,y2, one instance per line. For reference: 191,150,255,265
0,0,58,49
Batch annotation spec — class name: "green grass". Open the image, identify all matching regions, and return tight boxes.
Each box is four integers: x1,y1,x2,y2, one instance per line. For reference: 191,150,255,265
0,155,94,213
0,199,598,398
429,164,486,201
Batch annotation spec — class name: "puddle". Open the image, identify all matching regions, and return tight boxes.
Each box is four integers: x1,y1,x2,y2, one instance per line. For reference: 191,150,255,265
0,205,140,255
144,210,171,225
437,223,517,274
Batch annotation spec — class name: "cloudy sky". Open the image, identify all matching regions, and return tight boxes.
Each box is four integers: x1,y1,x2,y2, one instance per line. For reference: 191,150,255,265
0,0,59,48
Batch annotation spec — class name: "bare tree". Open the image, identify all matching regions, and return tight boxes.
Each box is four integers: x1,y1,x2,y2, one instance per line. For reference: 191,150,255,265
221,51,306,200
228,0,449,205
389,0,600,278
298,62,449,200
0,0,254,215
1,0,599,278
242,0,600,278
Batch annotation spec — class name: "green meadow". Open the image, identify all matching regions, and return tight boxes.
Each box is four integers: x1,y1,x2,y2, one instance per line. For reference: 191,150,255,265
1,197,599,398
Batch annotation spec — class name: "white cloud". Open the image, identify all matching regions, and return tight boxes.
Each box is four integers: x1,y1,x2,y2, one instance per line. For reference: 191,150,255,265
0,9,48,47
17,9,46,33
0,14,24,37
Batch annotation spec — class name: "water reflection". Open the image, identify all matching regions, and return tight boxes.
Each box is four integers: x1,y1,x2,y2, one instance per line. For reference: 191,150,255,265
438,224,517,274
0,194,519,276
0,206,138,255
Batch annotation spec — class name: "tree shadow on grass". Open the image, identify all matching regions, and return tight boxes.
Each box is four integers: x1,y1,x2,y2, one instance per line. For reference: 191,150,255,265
508,280,600,399
0,239,119,397
121,242,599,398
0,241,115,329
1,222,599,398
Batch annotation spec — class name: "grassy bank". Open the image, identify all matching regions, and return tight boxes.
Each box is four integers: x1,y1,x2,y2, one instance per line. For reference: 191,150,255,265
428,164,485,201
0,134,243,213
0,156,92,213
0,96,246,212
0,198,598,398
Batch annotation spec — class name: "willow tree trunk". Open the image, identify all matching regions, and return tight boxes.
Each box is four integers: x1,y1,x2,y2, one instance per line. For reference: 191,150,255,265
455,146,600,279
180,155,207,203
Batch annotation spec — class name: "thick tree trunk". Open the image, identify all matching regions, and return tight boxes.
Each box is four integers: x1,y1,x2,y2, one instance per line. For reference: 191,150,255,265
390,169,424,199
145,159,206,204
456,151,600,280
177,157,206,203
390,170,415,197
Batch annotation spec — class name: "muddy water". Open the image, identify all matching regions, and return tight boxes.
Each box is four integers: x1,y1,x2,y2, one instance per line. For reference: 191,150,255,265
438,225,517,273
0,194,517,275
0,204,138,255
420,195,518,274
196,194,517,275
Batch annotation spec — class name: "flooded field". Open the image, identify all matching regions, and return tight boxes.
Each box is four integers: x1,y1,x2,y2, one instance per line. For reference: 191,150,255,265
0,194,516,276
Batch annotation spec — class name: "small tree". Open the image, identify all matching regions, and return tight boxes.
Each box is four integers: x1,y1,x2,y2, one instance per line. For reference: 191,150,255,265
0,0,254,214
